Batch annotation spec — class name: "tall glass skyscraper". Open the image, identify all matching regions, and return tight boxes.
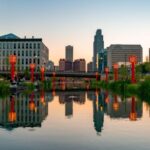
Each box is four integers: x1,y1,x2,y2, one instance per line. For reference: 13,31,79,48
93,29,104,72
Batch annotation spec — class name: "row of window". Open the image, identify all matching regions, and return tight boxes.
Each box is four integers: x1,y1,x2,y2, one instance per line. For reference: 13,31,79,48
0,58,40,65
0,42,41,49
0,66,41,71
0,50,40,57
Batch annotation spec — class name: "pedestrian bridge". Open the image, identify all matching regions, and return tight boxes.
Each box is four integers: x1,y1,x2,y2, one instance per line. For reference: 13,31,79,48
0,71,100,78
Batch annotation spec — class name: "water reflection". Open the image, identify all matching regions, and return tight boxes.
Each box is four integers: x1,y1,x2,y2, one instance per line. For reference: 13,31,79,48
0,90,144,134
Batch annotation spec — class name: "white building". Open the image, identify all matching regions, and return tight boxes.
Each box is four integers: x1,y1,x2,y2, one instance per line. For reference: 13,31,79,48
0,33,49,72
107,44,143,70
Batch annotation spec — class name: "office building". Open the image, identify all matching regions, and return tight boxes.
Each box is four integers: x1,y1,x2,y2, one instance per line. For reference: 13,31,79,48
65,60,73,71
87,61,93,72
65,45,73,62
107,44,143,70
0,33,49,71
73,59,86,72
93,29,104,72
59,59,65,71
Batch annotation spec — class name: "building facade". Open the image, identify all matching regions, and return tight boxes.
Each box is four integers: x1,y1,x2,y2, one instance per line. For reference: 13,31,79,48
59,59,65,72
65,45,73,62
93,29,104,72
0,33,49,72
87,61,93,72
107,44,143,70
73,59,86,72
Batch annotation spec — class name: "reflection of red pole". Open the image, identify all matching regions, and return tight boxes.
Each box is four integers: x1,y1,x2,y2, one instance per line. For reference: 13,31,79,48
129,96,137,121
8,96,16,122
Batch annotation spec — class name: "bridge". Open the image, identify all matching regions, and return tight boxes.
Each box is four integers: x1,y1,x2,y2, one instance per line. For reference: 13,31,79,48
0,71,100,78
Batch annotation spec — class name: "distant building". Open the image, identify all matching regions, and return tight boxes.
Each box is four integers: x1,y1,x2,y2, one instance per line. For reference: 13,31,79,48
65,45,73,62
59,59,65,71
73,59,86,72
149,48,150,62
54,65,59,72
87,61,93,72
107,44,143,70
0,33,49,71
93,29,104,72
46,60,54,71
65,60,73,72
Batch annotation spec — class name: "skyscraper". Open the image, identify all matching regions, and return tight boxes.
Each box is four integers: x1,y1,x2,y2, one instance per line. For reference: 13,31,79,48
65,45,73,62
93,29,104,72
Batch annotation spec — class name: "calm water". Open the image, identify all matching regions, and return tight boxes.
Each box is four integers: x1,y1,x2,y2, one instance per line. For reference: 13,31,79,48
0,90,150,150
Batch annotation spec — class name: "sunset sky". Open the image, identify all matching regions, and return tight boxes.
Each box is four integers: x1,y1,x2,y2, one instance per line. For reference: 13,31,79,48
0,0,150,65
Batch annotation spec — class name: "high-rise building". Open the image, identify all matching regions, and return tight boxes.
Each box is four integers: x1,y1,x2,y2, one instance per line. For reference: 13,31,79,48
46,60,54,71
65,60,73,72
65,45,73,62
59,59,65,71
0,33,49,71
87,61,93,72
73,59,86,72
149,48,150,62
107,44,143,70
93,29,104,72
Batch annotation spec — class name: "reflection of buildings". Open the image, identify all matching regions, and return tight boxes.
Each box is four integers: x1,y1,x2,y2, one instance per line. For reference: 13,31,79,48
106,96,142,119
93,91,105,134
58,91,86,118
0,92,48,129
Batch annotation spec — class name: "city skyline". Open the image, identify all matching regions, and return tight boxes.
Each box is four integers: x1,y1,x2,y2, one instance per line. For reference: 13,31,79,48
1,0,150,65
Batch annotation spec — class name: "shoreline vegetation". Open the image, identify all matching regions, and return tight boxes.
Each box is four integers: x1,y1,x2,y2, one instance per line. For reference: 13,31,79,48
0,75,150,104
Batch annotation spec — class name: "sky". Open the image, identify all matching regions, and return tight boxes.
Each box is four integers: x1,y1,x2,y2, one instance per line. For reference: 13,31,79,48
0,0,150,65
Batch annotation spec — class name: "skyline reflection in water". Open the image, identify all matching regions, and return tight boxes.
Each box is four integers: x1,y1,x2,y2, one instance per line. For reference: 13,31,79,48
0,90,149,150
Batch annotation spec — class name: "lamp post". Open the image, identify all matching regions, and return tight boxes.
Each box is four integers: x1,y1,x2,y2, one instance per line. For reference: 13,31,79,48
30,63,35,82
9,55,17,82
113,64,119,81
40,66,45,82
104,67,109,82
129,55,137,83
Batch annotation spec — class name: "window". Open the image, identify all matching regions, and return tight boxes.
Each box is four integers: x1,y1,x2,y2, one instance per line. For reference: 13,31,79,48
38,43,40,49
26,43,28,49
18,43,20,49
22,43,24,49
22,59,24,65
37,50,40,56
34,43,36,49
18,51,20,56
14,43,16,49
3,43,5,49
30,51,32,56
14,51,16,55
30,43,32,49
0,43,1,49
26,59,28,65
33,51,36,56
3,51,5,56
29,58,32,63
26,50,28,56
22,51,24,56
38,59,40,64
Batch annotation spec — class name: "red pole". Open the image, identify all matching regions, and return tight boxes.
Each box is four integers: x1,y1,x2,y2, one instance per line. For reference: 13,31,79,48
31,68,34,82
11,63,15,81
106,72,108,82
131,62,135,83
114,68,118,81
